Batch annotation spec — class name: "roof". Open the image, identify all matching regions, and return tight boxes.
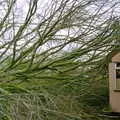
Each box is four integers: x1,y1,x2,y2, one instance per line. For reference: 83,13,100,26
110,51,120,62
106,50,120,62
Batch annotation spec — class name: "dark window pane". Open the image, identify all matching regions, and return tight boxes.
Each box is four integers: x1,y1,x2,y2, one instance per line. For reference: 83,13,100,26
117,63,120,67
116,69,120,78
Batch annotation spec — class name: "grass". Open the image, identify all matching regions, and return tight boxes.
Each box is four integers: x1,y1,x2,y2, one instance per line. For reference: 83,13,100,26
0,70,114,120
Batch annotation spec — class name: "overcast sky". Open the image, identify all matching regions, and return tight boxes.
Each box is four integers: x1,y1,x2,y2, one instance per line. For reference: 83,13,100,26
0,0,119,57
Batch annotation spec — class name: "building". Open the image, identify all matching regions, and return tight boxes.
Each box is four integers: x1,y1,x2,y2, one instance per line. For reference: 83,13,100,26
109,52,120,112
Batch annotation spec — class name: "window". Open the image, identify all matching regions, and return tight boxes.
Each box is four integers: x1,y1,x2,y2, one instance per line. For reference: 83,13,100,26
116,63,120,89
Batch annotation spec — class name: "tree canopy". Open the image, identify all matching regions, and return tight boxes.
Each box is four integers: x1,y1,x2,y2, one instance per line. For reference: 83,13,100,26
0,0,119,119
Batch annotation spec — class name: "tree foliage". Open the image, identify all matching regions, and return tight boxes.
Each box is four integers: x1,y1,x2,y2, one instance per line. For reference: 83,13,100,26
0,0,119,119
